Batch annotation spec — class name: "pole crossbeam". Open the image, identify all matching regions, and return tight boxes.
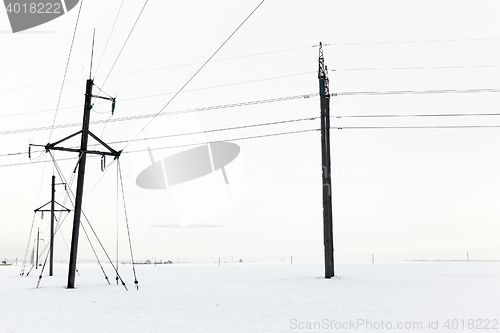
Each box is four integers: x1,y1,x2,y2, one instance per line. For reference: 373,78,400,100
38,145,120,157
34,201,71,213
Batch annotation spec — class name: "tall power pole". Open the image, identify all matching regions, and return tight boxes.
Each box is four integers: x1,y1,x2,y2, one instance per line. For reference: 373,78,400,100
319,42,334,278
34,175,70,276
67,78,93,289
32,78,120,288
50,175,55,274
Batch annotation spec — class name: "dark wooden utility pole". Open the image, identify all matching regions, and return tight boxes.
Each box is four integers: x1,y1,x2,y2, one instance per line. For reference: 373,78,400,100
34,175,70,276
319,42,334,278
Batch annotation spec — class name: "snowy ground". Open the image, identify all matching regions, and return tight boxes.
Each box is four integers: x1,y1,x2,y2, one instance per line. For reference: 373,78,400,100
0,261,498,332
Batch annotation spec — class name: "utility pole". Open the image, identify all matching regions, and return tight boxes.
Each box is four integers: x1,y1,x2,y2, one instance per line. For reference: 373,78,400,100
34,229,44,269
31,77,119,288
51,175,54,274
68,78,92,289
319,42,334,278
34,175,70,276
36,228,40,269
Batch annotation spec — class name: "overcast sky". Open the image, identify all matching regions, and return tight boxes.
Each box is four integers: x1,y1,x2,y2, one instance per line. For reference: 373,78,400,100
1,0,500,264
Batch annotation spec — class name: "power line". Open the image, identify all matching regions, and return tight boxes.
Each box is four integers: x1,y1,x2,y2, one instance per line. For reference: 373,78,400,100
323,37,500,47
107,123,500,156
334,64,500,72
93,0,125,78
3,60,496,94
334,88,500,96
109,45,315,78
0,77,79,93
0,151,25,157
122,128,319,155
91,0,148,142
0,156,77,168
0,104,79,119
0,93,316,136
10,74,312,116
121,0,266,151
2,116,318,158
101,0,149,88
108,116,319,144
335,125,500,130
336,112,500,119
0,46,316,93
4,86,500,136
1,114,318,159
0,128,318,168
120,71,315,102
3,86,500,136
48,0,84,143
5,122,500,168
0,71,315,119
119,93,315,121
4,36,500,94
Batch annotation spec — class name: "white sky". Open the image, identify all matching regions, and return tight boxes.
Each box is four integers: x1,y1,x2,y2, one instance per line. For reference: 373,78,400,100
1,0,500,264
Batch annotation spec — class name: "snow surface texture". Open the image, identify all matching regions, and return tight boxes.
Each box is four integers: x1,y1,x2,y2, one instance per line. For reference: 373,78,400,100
0,262,498,332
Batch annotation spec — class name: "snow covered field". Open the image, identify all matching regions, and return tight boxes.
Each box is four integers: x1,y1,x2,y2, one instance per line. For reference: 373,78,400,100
1,261,498,332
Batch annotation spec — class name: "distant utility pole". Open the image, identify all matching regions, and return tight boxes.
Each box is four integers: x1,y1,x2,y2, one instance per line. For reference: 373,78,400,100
34,175,70,276
34,228,44,269
318,42,334,278
36,228,40,269
32,76,120,288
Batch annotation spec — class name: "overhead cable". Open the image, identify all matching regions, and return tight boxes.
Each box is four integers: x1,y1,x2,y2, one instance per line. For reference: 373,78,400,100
120,0,266,151
101,0,149,88
0,93,315,136
334,88,500,96
48,0,84,143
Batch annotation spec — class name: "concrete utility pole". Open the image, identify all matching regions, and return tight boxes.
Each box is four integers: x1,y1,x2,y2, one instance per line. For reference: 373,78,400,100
67,78,93,289
32,77,120,288
318,42,334,278
34,175,70,276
